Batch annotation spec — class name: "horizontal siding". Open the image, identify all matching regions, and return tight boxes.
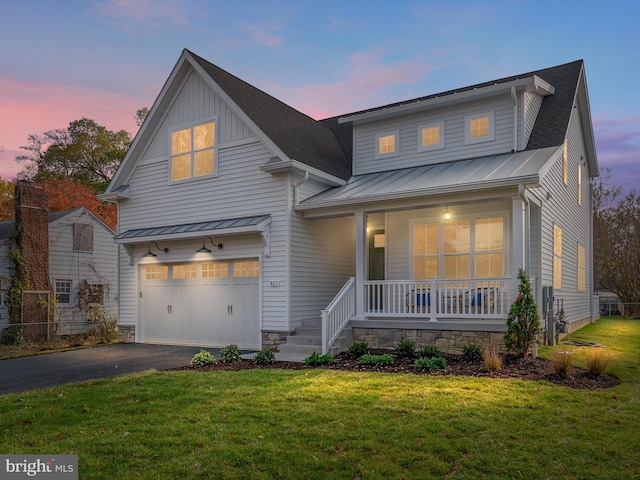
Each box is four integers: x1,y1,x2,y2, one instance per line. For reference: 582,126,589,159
353,94,516,175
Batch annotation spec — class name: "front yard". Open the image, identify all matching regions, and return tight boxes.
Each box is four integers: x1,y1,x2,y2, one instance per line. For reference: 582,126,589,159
1,317,638,479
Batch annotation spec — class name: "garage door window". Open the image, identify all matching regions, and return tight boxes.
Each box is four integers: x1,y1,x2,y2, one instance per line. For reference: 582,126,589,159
173,264,197,279
202,262,228,278
234,261,259,277
145,266,168,280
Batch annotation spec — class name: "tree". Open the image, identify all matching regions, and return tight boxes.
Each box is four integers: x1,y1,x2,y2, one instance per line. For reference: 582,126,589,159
0,176,14,221
135,107,149,127
504,269,540,357
16,118,131,191
593,170,640,316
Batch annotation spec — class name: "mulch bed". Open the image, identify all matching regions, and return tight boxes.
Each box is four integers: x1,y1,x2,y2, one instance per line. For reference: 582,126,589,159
180,351,620,390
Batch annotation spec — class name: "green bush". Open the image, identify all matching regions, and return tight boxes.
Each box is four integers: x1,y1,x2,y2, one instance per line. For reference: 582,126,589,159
415,356,447,371
418,344,442,359
190,349,216,368
394,338,416,359
304,352,335,366
253,348,275,365
219,344,242,363
347,341,370,359
462,344,483,362
504,269,541,357
359,353,394,367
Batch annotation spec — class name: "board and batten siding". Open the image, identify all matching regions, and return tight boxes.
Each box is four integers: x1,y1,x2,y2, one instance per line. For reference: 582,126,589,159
353,94,517,176
49,209,118,324
538,104,594,325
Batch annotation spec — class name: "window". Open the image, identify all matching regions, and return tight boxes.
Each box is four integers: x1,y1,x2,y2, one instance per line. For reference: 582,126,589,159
145,265,168,280
233,261,259,277
412,216,504,280
171,120,216,181
375,131,399,159
74,223,94,252
55,280,72,304
577,243,586,292
202,262,228,278
418,122,445,151
464,112,495,144
563,139,568,185
173,264,197,279
554,224,562,289
578,164,582,205
85,284,104,304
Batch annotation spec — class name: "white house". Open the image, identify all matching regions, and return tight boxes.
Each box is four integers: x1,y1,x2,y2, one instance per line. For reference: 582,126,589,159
101,50,598,356
0,198,118,336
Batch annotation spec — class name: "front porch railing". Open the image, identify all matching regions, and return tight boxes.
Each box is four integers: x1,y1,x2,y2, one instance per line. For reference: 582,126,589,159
321,277,355,354
365,278,512,320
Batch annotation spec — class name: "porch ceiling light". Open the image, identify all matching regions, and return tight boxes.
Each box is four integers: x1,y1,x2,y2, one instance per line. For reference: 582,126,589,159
143,241,169,258
443,206,452,221
196,236,223,253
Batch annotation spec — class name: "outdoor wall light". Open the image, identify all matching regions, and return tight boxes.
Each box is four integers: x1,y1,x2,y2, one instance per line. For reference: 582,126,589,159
196,236,223,253
143,241,169,258
443,206,452,221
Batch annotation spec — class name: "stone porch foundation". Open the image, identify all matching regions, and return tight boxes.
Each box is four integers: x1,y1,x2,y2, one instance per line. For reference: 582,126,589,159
261,330,290,350
117,325,135,343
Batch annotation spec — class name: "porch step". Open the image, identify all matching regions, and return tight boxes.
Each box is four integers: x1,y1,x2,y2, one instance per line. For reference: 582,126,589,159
274,323,353,361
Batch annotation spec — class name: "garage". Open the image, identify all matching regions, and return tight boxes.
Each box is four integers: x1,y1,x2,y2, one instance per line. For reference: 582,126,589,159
139,259,260,349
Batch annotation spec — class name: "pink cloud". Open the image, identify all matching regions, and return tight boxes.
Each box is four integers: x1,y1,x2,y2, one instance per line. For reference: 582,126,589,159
0,77,154,180
267,51,440,119
90,0,188,32
238,22,284,48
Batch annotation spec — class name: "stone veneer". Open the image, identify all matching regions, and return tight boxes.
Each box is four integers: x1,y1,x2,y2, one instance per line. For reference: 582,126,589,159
117,325,135,343
353,327,507,355
262,331,289,350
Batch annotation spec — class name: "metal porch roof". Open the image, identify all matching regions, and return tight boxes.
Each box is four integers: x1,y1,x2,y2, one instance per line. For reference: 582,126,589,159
297,147,560,211
114,214,271,244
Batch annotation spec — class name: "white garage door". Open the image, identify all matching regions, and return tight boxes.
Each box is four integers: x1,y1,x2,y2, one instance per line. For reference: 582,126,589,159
139,260,260,349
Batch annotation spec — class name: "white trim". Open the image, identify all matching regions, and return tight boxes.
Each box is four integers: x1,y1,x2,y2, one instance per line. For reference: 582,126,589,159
417,121,445,152
464,111,495,145
375,130,400,159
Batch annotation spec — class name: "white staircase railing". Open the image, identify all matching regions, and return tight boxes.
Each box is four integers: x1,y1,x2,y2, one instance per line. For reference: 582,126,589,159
321,277,355,354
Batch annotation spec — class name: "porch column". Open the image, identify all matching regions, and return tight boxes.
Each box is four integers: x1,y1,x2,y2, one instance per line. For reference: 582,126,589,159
512,195,525,298
354,211,366,319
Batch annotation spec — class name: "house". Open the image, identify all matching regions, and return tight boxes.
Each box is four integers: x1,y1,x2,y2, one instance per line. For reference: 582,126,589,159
100,49,598,356
0,182,118,338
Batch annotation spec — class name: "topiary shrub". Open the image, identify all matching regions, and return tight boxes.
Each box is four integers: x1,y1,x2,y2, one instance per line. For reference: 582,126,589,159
504,269,541,357
191,349,215,368
219,344,242,363
359,353,394,367
347,340,370,359
462,344,483,362
304,352,335,366
394,338,416,359
415,356,447,371
253,348,275,365
418,344,442,359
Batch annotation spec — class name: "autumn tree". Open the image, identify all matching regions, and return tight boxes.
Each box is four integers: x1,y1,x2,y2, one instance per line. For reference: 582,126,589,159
0,176,14,221
16,118,131,191
593,170,640,316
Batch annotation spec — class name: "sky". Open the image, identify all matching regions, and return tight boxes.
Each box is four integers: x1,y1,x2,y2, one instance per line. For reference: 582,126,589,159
1,0,638,193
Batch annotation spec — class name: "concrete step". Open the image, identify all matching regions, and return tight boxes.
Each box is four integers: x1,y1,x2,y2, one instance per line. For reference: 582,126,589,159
274,352,309,362
293,325,321,336
277,343,321,355
285,334,321,346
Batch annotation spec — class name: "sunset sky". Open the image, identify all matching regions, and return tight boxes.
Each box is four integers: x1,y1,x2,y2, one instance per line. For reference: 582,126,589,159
1,0,638,192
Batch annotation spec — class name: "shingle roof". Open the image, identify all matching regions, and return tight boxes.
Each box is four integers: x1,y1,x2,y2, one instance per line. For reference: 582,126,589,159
187,50,352,180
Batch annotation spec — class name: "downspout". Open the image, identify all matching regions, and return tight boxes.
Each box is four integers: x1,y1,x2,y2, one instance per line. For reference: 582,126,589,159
511,86,518,153
293,170,309,206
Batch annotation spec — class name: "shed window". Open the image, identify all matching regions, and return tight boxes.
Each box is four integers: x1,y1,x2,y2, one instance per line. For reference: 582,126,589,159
418,122,445,151
464,112,495,144
375,131,399,159
74,223,94,252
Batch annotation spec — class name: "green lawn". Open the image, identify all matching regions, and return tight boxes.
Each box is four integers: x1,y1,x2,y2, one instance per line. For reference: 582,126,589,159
1,318,639,479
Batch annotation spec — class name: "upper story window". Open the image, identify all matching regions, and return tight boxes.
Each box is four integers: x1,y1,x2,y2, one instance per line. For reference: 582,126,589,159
375,130,399,159
578,164,582,205
577,243,586,292
563,139,569,185
74,223,94,253
171,120,217,182
553,224,562,290
418,121,445,152
464,112,495,145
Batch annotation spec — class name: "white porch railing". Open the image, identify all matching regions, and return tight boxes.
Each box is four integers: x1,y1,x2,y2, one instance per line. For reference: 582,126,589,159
321,277,356,354
365,278,512,320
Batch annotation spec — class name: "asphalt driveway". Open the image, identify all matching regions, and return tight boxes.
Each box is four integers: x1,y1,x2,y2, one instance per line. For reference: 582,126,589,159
0,343,214,395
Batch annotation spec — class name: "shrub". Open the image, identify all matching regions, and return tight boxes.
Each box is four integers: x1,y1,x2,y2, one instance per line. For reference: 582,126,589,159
462,344,483,362
304,352,335,366
253,348,275,365
585,348,610,378
552,351,574,378
348,341,370,359
418,344,442,359
359,353,394,367
504,269,541,357
394,338,416,359
482,348,502,372
219,344,242,363
190,349,215,368
415,356,447,371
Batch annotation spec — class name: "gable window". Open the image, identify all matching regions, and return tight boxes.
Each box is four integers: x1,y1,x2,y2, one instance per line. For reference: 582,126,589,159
464,112,495,144
375,131,399,159
577,243,586,292
418,121,445,152
74,223,94,253
554,224,562,290
55,280,72,304
563,139,569,185
578,164,582,205
171,120,216,182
